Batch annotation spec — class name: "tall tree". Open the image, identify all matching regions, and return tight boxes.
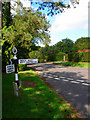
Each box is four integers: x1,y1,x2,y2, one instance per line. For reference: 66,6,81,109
74,37,90,51
54,38,74,54
2,2,12,27
73,37,90,62
2,2,12,72
2,9,51,50
2,1,51,63
31,0,80,16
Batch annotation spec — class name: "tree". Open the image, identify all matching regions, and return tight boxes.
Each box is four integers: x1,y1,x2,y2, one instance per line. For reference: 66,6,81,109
2,2,12,27
31,0,80,16
2,1,50,72
56,52,68,61
2,8,50,49
74,37,90,51
54,38,73,53
73,37,90,62
54,38,74,61
29,50,40,59
2,2,13,72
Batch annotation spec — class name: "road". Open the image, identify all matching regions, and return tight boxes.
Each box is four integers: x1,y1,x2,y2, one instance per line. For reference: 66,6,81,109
27,63,90,118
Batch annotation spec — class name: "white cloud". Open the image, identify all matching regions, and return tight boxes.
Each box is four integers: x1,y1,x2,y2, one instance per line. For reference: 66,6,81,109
11,0,31,15
20,0,31,8
50,0,88,33
49,0,89,45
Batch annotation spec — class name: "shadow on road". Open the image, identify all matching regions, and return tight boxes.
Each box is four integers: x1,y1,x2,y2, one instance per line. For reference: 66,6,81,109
27,63,89,118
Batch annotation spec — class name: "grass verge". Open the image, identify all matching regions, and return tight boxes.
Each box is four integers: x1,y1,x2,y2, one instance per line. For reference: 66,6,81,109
2,70,81,119
53,62,90,68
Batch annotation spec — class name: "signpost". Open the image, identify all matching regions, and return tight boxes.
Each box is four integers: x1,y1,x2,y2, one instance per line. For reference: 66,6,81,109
6,47,38,96
6,64,15,74
18,59,38,64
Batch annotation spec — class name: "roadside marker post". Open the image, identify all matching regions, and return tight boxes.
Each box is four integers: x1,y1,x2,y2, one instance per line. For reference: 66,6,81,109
6,47,38,96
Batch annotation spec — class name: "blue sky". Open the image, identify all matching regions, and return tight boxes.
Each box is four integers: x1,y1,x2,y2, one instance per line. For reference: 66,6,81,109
11,0,89,46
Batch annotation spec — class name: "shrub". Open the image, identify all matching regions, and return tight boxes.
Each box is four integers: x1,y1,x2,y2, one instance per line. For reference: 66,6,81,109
29,51,39,59
18,64,30,71
80,52,90,62
73,52,90,62
73,53,79,62
39,59,44,63
56,52,68,61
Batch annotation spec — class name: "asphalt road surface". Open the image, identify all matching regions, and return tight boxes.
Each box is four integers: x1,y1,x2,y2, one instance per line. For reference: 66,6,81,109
27,63,90,118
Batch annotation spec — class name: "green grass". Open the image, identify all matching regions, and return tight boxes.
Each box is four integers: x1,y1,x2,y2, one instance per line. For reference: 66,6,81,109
53,62,90,68
2,70,81,119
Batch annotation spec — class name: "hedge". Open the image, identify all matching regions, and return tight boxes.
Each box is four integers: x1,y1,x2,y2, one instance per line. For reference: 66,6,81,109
73,52,90,62
56,52,68,61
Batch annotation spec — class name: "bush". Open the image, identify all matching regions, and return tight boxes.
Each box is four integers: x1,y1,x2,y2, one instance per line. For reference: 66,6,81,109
56,52,68,61
29,51,39,59
68,53,73,61
80,52,90,62
73,52,90,62
39,59,44,63
56,52,65,61
18,64,30,71
73,53,79,62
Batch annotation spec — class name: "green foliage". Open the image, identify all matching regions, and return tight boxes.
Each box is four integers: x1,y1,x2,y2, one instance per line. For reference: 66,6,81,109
2,70,80,118
54,38,74,54
29,50,39,59
31,1,79,16
56,52,68,61
56,52,65,61
2,2,12,27
53,62,90,68
2,8,51,49
42,46,57,61
39,58,44,63
2,1,51,72
78,52,90,62
73,37,90,62
74,37,90,51
18,64,30,71
29,50,48,63
2,2,12,72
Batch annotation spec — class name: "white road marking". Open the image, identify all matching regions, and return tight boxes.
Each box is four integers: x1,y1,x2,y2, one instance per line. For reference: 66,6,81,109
53,75,58,77
48,76,53,78
54,78,59,80
63,79,69,82
60,77,66,78
67,78,74,80
76,80,84,82
82,83,89,86
41,73,89,86
70,81,80,84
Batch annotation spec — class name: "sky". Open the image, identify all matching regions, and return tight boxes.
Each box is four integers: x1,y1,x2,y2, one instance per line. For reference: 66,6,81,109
48,0,89,46
11,0,89,46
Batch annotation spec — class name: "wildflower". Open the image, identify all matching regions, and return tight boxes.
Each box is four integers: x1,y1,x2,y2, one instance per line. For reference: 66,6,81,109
48,104,51,106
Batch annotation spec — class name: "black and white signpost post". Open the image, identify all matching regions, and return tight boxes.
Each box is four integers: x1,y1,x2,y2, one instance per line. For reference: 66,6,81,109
6,47,38,96
12,47,19,96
